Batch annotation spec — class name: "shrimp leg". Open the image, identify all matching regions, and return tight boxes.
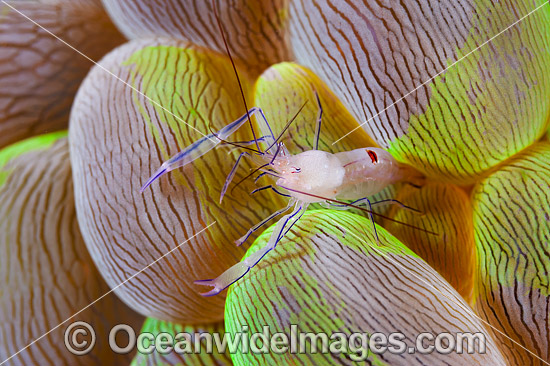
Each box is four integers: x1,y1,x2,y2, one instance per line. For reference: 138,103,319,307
251,185,291,198
365,198,379,243
194,200,307,296
219,151,248,203
313,91,323,150
140,107,271,192
327,198,421,214
323,197,379,242
219,136,270,147
256,109,278,155
234,198,295,246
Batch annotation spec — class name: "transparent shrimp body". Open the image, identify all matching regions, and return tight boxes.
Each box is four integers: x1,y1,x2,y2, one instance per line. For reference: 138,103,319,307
271,150,345,203
140,96,415,296
272,147,403,203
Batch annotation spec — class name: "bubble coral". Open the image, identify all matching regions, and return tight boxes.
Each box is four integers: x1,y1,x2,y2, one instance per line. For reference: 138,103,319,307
225,210,507,365
0,0,125,148
1,0,550,365
0,132,142,365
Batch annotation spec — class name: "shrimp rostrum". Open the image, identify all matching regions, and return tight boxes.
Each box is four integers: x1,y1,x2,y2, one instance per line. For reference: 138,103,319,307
141,96,423,296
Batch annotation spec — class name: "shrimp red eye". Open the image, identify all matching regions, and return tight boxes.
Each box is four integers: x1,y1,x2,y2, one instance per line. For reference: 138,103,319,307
367,150,378,164
291,166,301,173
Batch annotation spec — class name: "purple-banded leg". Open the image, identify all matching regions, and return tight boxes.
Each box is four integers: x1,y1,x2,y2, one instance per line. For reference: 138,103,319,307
313,91,322,150
234,198,295,246
365,198,379,243
256,108,278,155
324,197,379,243
269,143,281,164
221,136,270,146
218,136,271,153
141,107,263,192
327,198,421,214
254,171,270,183
251,185,291,198
219,152,248,203
194,200,307,296
255,169,288,183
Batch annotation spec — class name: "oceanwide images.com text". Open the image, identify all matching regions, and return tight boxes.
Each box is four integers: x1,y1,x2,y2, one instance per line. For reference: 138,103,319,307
64,322,487,361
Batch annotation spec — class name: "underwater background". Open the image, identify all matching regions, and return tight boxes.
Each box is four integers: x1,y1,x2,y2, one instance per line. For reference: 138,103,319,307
1,0,550,365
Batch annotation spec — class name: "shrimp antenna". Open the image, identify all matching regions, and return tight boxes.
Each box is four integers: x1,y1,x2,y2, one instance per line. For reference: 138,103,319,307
279,186,439,236
265,100,309,152
212,0,260,152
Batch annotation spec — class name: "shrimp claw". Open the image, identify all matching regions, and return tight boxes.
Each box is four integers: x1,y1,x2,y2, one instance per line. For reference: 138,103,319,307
140,166,168,193
193,261,250,296
141,107,272,193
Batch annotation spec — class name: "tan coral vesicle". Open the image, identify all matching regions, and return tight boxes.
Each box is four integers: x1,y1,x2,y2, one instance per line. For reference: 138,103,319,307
0,133,143,366
384,182,476,303
288,0,550,184
102,0,292,76
472,142,550,364
0,0,125,149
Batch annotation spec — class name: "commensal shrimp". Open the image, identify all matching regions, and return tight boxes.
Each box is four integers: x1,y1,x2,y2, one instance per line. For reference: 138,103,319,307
140,94,431,296
139,0,433,297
